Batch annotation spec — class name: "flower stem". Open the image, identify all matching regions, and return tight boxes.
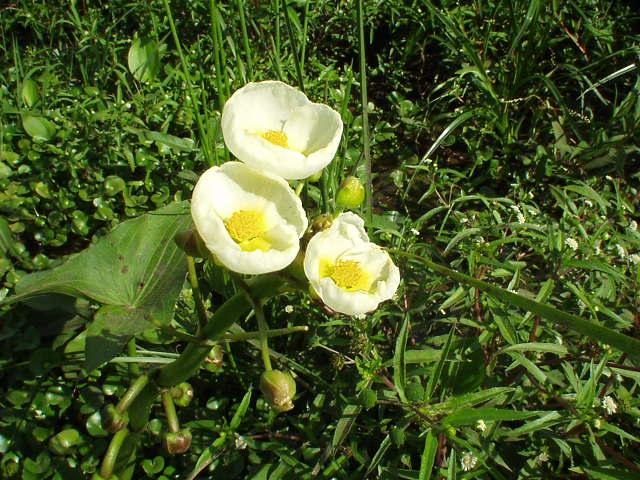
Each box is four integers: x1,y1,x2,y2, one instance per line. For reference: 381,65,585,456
295,181,305,197
187,255,208,331
223,325,309,342
100,428,129,478
356,0,372,224
233,275,273,371
116,375,149,414
161,390,180,433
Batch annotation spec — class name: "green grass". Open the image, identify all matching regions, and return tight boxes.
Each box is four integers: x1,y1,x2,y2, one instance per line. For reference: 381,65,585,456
1,0,640,478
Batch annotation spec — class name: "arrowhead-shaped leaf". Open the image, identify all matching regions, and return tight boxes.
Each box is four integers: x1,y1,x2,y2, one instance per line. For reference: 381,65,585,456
6,202,192,370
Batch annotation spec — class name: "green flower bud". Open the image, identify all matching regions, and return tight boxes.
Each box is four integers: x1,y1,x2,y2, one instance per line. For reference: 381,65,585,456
48,428,82,455
101,404,129,433
91,474,118,480
204,344,224,372
171,382,195,408
306,169,323,183
336,176,365,209
174,228,206,257
259,370,296,412
163,428,192,455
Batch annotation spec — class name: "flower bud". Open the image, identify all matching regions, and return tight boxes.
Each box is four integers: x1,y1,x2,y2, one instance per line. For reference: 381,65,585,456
259,370,296,412
48,428,82,455
101,404,129,433
163,428,192,455
204,344,224,372
91,474,118,480
306,169,323,183
336,176,365,209
304,214,334,244
174,228,206,257
171,382,195,408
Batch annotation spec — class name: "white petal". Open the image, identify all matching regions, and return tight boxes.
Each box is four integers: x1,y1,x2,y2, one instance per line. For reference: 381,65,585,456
317,278,380,316
221,81,343,180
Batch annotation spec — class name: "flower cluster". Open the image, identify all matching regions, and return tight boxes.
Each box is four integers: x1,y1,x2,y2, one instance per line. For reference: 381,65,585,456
191,81,400,316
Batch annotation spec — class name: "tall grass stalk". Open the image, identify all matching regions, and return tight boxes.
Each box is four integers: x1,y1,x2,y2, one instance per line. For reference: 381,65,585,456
235,0,254,80
284,2,305,92
162,0,214,166
356,0,372,224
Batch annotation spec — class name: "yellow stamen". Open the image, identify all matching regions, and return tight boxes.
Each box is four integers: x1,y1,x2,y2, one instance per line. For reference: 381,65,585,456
225,210,266,243
321,259,371,292
261,130,289,148
239,237,271,252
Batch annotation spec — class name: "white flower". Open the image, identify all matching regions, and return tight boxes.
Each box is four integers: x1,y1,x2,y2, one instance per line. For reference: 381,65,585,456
593,240,601,255
191,162,308,275
284,305,294,313
234,434,248,450
476,419,487,432
629,220,637,232
221,81,343,180
565,238,578,251
516,212,526,224
602,395,617,415
616,244,626,259
303,213,400,316
535,452,549,464
629,254,640,265
584,199,593,208
461,452,478,472
410,228,420,236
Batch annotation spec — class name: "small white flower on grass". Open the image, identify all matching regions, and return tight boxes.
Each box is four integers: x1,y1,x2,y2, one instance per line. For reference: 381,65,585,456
461,452,478,472
235,434,248,450
535,452,549,464
594,240,601,255
564,238,578,251
516,212,526,224
476,419,487,432
615,244,626,259
629,220,638,232
594,419,602,429
584,199,593,208
284,305,294,314
354,313,367,321
410,228,420,236
602,395,618,415
629,254,640,265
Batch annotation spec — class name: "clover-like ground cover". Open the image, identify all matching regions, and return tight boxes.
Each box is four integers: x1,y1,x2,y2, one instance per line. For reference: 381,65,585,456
1,0,639,478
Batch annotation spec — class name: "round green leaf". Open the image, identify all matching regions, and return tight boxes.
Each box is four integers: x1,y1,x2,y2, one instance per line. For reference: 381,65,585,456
22,115,56,142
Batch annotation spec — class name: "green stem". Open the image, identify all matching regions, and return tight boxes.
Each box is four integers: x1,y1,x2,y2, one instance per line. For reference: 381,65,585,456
233,275,273,371
162,0,214,166
116,375,149,413
236,0,254,80
273,0,283,79
284,0,305,92
223,325,308,342
295,181,305,196
100,428,129,478
155,276,285,387
162,390,180,433
126,338,141,377
187,256,208,331
356,0,372,224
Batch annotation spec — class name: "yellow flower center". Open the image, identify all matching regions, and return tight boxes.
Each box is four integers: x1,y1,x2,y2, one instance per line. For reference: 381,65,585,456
224,210,271,252
321,259,371,292
261,130,289,148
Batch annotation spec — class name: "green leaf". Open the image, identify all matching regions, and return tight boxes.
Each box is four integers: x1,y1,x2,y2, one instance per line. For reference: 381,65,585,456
22,115,56,141
393,313,409,402
442,407,546,427
145,131,195,152
21,79,40,107
6,202,191,369
499,342,568,356
424,324,455,401
229,389,252,431
128,37,161,83
418,430,437,480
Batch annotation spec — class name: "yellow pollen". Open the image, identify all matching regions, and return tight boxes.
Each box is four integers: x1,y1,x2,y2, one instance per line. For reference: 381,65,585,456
224,210,265,243
261,130,289,148
323,260,371,292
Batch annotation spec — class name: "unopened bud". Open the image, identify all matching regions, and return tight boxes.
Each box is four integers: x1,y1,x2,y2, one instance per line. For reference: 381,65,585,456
171,382,195,408
204,344,224,372
164,428,192,455
336,176,365,209
305,214,333,243
174,228,206,257
48,428,82,455
306,169,323,183
259,370,296,412
101,404,129,433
